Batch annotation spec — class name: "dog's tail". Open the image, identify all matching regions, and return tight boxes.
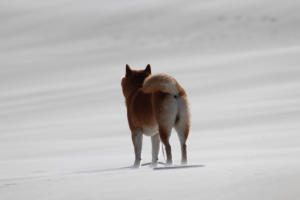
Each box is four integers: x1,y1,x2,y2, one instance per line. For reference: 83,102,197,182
142,74,180,96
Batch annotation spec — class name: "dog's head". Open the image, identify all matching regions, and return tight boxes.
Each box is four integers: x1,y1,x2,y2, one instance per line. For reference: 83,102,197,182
121,64,151,98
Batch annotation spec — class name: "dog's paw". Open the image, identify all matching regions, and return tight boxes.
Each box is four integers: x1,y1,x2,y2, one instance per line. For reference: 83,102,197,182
131,160,141,169
150,161,158,168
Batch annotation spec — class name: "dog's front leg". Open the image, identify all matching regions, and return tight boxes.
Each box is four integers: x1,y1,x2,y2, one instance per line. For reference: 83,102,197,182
151,133,160,167
132,132,143,168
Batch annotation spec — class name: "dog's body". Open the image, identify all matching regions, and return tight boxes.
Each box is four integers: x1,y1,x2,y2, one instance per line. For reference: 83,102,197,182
121,64,190,167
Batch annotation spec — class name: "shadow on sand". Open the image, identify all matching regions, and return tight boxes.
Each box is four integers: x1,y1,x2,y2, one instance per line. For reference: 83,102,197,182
73,163,205,174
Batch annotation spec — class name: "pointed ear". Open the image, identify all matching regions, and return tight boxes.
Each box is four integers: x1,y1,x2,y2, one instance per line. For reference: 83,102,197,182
126,64,132,76
145,64,151,74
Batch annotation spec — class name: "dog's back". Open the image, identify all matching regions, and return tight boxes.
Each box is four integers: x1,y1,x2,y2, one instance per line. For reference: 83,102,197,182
126,89,156,132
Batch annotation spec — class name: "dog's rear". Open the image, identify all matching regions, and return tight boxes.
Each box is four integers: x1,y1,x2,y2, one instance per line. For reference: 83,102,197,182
143,74,191,165
121,64,191,167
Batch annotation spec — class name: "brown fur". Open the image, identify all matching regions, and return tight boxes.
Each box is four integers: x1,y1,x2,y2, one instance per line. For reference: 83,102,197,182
121,64,190,167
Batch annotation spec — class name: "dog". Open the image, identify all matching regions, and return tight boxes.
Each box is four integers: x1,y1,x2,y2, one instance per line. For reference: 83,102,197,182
121,64,190,168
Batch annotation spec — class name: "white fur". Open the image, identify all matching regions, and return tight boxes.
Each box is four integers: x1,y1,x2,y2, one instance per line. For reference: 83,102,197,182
132,133,143,165
159,96,178,130
175,96,190,145
142,126,158,136
151,134,160,165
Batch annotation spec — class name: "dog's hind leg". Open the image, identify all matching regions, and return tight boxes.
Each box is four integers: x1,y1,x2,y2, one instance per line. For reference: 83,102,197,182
153,92,177,165
174,98,190,165
132,132,143,168
159,126,173,165
151,133,160,167
175,123,189,165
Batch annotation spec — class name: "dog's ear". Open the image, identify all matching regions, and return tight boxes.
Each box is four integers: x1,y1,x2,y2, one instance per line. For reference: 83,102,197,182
126,64,132,76
145,64,151,74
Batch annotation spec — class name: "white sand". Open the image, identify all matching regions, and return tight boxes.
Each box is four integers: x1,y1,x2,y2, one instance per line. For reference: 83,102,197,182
1,0,300,199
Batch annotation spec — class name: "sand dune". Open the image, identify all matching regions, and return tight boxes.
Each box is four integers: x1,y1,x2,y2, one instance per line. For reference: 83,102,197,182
1,0,300,199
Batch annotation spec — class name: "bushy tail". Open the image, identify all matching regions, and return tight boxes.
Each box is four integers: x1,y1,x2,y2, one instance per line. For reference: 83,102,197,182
142,74,179,95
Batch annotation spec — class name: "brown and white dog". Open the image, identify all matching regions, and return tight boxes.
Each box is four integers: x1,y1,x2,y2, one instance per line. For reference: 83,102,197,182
121,64,190,168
